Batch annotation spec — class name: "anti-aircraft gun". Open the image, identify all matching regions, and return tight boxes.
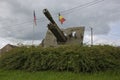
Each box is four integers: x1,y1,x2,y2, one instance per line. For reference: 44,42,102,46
43,9,67,43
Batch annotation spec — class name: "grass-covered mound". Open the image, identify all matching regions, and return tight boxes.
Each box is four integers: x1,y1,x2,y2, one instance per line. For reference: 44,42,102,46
0,45,120,73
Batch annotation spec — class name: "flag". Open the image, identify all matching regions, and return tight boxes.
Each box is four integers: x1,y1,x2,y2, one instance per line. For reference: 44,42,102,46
33,10,37,26
59,13,65,24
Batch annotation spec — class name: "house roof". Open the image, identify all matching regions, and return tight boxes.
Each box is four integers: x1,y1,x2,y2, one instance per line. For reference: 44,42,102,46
0,44,17,54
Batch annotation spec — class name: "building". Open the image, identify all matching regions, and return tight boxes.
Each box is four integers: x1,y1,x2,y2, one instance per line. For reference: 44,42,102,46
0,44,17,54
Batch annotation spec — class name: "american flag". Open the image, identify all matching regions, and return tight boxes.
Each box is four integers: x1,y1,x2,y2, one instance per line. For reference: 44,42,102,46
33,10,37,26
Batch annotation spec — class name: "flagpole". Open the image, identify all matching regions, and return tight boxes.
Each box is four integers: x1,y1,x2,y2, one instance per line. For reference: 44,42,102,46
32,10,36,46
32,21,35,46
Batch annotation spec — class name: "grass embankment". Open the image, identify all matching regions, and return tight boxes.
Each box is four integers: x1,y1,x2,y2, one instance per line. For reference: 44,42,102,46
0,70,120,80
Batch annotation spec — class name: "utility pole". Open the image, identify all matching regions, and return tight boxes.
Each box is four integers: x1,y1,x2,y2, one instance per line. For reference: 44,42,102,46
90,27,93,46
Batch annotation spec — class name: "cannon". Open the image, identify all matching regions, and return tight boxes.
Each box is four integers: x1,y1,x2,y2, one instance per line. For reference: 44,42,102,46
42,9,85,47
43,9,67,43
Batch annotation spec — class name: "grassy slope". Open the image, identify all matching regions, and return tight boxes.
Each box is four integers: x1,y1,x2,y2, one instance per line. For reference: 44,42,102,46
0,70,120,80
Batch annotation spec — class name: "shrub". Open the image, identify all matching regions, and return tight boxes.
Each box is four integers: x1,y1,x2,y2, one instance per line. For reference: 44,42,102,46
0,45,120,73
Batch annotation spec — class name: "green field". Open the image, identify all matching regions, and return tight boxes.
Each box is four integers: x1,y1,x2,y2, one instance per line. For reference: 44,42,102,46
0,70,120,80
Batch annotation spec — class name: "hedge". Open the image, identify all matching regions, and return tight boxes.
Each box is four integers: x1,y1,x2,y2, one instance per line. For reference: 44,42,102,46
0,45,120,73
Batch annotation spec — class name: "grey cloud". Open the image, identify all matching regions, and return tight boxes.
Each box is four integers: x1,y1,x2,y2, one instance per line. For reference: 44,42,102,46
0,0,120,41
57,0,120,34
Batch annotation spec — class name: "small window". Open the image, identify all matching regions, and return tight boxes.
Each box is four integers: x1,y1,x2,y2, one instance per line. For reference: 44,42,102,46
72,31,77,38
72,31,76,37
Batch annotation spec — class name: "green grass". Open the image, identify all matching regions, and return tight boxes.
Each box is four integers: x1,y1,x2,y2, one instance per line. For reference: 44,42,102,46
0,70,120,80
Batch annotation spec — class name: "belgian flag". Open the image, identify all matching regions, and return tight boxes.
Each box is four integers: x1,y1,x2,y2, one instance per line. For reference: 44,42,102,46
59,13,66,24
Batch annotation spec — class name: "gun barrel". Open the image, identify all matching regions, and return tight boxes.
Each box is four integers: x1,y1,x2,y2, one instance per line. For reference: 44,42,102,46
48,23,67,42
43,9,67,43
43,9,56,24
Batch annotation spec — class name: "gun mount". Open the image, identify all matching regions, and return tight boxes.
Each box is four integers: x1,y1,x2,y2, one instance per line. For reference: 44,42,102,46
41,9,85,47
43,9,67,43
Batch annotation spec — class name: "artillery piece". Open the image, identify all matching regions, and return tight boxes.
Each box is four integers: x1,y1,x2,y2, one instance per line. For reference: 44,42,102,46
41,9,85,47
43,9,67,43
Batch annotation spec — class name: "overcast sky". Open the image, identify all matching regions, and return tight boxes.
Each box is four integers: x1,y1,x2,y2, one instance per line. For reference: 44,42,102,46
0,0,120,48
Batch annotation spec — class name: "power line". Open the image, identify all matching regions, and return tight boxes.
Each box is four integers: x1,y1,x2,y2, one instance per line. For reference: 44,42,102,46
59,0,104,15
2,18,48,29
0,0,105,30
6,20,33,27
109,33,120,37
